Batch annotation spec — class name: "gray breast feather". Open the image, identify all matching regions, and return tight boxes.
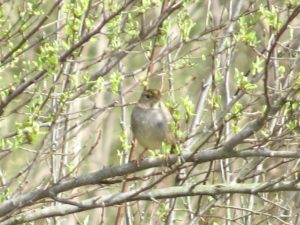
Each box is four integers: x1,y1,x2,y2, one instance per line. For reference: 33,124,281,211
131,106,169,149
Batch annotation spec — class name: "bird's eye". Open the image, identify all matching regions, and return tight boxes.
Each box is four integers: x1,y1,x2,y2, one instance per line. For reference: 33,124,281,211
145,94,150,99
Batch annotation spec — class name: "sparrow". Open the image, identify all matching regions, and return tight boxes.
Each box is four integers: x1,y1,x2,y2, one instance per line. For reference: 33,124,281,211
131,89,175,151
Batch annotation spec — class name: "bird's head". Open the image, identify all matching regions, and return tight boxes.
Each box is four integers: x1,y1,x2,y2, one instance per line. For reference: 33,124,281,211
138,89,161,108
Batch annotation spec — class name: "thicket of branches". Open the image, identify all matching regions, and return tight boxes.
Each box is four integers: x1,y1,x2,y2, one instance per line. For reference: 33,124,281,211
1,0,300,224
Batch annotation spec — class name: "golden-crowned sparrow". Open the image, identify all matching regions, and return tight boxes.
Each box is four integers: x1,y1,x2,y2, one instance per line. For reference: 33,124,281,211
131,89,174,150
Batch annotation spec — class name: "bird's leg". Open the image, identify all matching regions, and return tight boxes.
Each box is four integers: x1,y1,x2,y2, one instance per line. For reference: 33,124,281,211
129,139,138,165
129,140,148,167
131,148,147,167
138,148,148,165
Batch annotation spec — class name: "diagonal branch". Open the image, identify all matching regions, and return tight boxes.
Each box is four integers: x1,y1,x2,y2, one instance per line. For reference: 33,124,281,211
1,145,300,218
0,0,63,65
2,180,300,225
263,5,300,110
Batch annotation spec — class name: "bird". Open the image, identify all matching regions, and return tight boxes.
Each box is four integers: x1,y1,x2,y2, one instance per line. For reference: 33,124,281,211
131,89,175,153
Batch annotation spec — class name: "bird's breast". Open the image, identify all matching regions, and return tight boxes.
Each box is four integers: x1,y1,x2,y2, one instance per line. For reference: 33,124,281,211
131,106,169,149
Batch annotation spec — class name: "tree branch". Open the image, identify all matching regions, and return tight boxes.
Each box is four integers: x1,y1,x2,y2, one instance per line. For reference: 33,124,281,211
1,146,300,218
2,180,300,225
